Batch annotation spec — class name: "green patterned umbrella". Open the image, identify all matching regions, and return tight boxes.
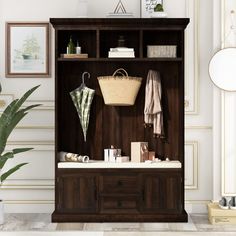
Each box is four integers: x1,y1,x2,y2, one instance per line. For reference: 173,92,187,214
70,73,95,142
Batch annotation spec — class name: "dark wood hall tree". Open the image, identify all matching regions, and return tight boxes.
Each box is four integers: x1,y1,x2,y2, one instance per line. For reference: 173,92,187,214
50,18,189,222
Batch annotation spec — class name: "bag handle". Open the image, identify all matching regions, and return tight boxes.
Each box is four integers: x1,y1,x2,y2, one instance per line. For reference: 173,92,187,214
112,68,128,77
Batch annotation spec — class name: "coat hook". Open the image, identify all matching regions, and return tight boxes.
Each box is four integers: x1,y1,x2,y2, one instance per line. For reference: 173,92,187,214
82,72,90,84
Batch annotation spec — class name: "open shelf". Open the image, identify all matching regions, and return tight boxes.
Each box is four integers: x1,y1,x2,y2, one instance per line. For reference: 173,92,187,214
57,28,183,60
100,30,140,58
57,30,97,58
57,57,183,62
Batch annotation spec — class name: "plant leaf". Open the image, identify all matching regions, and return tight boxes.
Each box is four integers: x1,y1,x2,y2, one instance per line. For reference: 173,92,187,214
0,85,40,155
21,104,41,113
4,104,41,142
5,111,28,137
0,100,18,122
1,152,14,159
12,148,33,154
0,100,19,146
0,85,40,183
0,85,40,135
0,163,28,183
0,148,33,170
10,85,40,115
0,85,40,126
0,111,27,155
0,152,14,169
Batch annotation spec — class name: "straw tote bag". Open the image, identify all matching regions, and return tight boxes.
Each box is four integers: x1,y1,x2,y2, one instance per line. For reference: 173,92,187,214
97,68,142,106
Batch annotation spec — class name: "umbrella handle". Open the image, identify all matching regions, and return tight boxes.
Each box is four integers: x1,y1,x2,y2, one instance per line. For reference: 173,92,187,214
82,72,90,84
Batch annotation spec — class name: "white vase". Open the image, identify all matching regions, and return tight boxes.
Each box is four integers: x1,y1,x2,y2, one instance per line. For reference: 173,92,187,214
77,0,88,17
0,200,4,224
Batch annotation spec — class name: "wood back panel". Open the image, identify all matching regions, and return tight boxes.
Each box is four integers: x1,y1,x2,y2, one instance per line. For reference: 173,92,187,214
57,61,182,160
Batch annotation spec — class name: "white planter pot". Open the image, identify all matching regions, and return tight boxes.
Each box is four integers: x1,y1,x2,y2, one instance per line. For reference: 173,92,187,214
0,200,4,224
151,11,167,18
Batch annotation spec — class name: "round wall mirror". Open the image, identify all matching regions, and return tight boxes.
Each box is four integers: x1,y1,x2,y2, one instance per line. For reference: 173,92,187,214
209,48,236,91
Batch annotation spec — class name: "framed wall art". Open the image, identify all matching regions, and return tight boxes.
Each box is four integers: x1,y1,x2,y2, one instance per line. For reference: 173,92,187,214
141,0,163,18
6,22,50,78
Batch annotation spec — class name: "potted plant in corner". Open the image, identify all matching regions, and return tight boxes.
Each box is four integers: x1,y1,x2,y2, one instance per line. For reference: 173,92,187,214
151,3,167,18
0,84,41,224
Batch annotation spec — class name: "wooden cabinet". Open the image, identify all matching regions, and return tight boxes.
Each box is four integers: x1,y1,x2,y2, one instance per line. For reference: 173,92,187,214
57,174,98,213
53,169,186,222
141,173,182,213
50,18,189,222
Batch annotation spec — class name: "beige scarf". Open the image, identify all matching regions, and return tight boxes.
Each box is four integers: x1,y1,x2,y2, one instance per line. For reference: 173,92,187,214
144,70,163,137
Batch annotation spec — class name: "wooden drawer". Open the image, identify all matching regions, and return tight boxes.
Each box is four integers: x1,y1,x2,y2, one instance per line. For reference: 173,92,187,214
100,196,139,213
100,174,140,194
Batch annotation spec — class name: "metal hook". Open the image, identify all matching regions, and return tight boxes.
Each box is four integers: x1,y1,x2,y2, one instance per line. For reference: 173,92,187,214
82,72,90,85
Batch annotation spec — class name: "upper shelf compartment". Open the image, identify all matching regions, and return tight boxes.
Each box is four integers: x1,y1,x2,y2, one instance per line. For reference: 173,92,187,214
52,18,190,61
57,30,97,58
99,30,140,58
143,30,183,58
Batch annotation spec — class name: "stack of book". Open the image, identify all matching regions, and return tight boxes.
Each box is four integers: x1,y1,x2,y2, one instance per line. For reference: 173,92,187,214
108,47,135,58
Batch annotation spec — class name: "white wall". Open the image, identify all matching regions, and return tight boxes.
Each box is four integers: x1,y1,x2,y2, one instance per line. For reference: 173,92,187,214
218,0,236,197
212,0,222,203
185,0,213,213
0,0,213,213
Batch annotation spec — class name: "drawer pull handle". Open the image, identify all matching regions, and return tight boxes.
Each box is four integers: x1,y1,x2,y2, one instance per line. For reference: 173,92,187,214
117,180,123,186
117,201,122,207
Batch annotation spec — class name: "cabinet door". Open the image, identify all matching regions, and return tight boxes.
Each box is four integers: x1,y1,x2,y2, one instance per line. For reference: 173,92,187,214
141,173,182,213
57,175,98,213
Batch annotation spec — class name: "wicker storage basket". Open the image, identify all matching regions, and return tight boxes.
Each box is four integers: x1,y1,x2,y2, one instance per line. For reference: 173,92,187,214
97,68,142,106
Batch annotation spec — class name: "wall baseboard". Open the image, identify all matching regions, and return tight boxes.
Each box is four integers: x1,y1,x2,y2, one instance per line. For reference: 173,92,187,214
4,201,54,213
3,200,210,214
185,200,210,214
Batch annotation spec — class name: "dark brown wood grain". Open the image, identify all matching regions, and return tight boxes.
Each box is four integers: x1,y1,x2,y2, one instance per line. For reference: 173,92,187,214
100,174,140,194
141,173,182,213
57,174,98,213
52,211,188,222
56,61,183,159
51,18,189,222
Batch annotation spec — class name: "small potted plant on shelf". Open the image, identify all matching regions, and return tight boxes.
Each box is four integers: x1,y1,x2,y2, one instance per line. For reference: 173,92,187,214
151,3,167,18
0,84,41,224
